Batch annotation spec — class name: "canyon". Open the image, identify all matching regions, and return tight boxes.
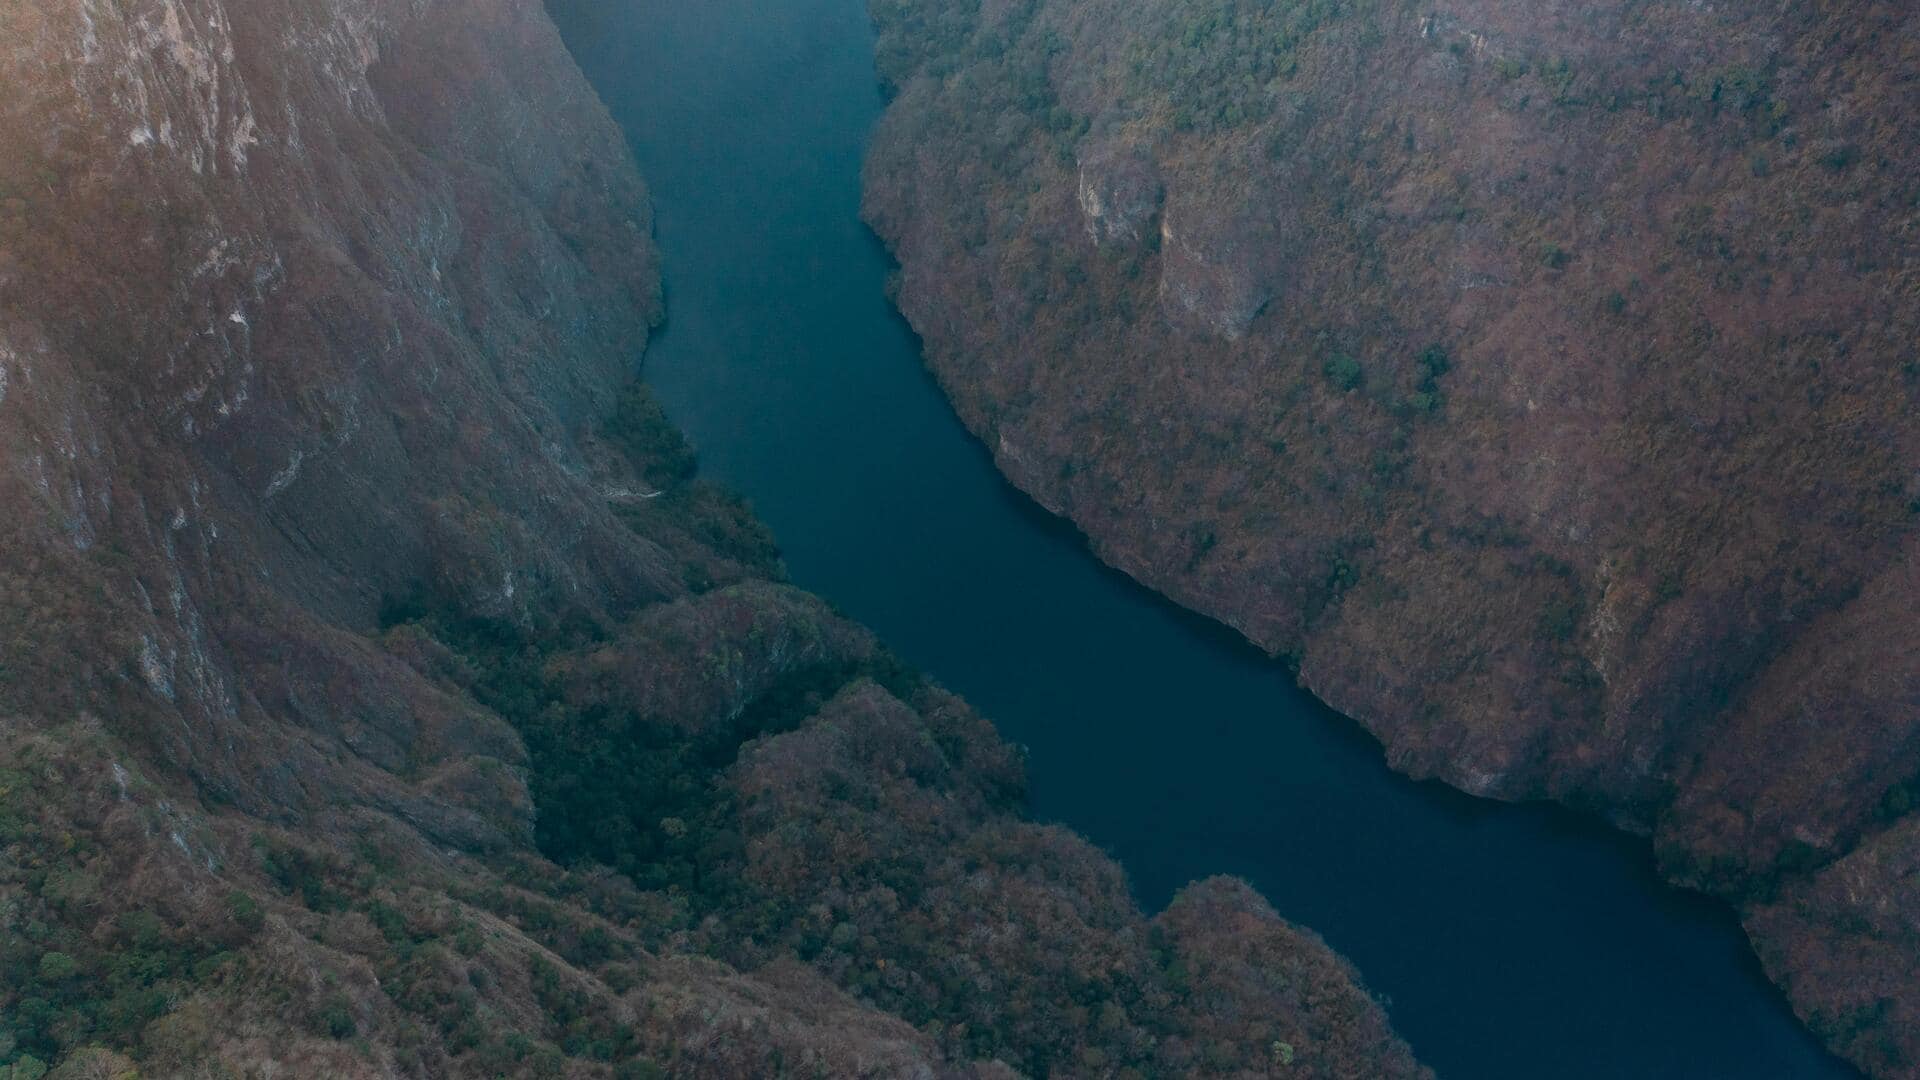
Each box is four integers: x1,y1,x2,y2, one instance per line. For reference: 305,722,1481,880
0,0,1424,1076
862,0,1920,1075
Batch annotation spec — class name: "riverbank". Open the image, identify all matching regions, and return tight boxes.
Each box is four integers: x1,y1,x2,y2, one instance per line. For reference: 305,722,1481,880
545,0,1855,1075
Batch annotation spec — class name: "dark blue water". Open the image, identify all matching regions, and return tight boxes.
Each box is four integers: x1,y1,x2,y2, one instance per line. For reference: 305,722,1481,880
546,1,1854,1076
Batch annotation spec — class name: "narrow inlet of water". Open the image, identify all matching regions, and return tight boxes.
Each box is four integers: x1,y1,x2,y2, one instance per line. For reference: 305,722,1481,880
546,1,1855,1075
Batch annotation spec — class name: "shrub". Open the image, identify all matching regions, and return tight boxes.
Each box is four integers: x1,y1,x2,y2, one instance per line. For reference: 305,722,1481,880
1878,774,1920,821
1537,597,1583,643
602,385,698,490
224,891,265,935
1493,57,1530,81
1,1056,49,1080
254,837,348,913
316,995,357,1040
1322,353,1364,392
1539,56,1576,100
35,953,78,985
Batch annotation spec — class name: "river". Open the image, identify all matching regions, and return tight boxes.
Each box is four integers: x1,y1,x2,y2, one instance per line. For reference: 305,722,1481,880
545,0,1853,1075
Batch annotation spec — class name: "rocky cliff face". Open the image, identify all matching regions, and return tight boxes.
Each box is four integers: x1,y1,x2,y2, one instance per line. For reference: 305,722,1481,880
863,0,1920,1073
0,0,1425,1075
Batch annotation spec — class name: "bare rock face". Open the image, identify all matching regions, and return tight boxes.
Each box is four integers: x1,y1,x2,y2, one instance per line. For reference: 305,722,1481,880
1156,191,1289,340
1076,140,1162,246
0,0,666,818
864,0,1920,1072
0,1,1425,1075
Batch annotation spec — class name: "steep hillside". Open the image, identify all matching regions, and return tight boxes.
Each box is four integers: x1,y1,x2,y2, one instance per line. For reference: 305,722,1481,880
0,0,1424,1076
862,0,1920,1073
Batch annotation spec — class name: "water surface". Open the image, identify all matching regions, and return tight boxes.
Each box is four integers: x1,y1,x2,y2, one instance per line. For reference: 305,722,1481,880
547,1,1853,1075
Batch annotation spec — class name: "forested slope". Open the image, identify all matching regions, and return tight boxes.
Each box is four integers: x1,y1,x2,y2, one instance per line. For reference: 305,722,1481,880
863,0,1920,1072
0,1,1422,1076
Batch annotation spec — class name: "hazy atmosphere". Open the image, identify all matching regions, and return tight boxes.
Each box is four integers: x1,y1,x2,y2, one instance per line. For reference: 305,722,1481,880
0,0,1911,1077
